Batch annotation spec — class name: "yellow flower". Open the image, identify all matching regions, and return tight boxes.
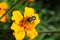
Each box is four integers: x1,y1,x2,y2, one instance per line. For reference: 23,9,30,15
11,7,40,40
0,2,8,23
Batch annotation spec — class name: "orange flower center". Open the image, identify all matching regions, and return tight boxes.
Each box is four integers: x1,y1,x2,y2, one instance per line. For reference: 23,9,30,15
19,16,36,31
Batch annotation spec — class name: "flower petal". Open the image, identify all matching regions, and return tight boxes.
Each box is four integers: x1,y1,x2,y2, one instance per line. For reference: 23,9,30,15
26,28,38,39
33,14,40,27
10,22,24,33
0,15,8,23
0,2,8,9
24,7,34,17
0,2,8,23
13,30,25,40
12,11,23,23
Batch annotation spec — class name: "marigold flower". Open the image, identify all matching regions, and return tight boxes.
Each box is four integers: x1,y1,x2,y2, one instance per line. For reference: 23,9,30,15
0,2,8,23
11,7,40,40
26,0,35,3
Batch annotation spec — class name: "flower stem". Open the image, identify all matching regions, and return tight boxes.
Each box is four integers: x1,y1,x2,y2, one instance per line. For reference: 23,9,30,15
38,30,60,33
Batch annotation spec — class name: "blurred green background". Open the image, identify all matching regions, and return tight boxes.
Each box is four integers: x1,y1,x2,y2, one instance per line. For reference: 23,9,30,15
0,0,60,40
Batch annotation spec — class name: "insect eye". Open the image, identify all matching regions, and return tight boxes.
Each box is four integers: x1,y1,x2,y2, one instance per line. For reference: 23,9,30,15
32,16,36,20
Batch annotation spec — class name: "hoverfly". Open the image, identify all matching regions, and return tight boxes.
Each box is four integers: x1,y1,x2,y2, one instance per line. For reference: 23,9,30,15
25,16,36,23
19,16,36,27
